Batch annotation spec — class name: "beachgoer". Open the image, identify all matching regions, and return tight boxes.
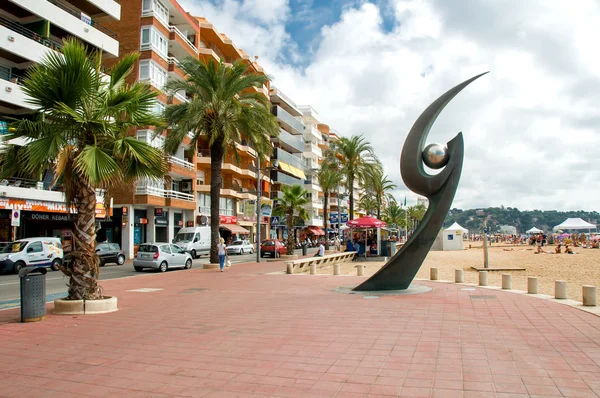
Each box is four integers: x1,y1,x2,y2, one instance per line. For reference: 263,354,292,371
334,236,341,252
217,238,228,271
314,241,325,257
565,245,573,254
555,244,561,254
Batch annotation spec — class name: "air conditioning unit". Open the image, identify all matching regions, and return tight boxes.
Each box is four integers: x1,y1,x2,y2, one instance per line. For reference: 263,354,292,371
182,182,192,192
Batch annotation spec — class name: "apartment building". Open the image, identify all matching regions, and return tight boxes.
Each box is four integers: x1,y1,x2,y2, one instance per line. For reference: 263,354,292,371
269,87,307,239
102,1,271,257
0,0,120,243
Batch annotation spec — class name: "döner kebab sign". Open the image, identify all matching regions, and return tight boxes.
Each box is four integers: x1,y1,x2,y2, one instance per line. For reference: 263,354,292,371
0,198,107,218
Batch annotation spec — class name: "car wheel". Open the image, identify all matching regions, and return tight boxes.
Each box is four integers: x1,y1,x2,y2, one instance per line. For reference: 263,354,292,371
249,249,253,254
51,258,61,271
240,249,244,255
184,259,192,269
159,261,168,272
191,249,197,259
116,255,125,265
134,266,143,272
13,261,25,274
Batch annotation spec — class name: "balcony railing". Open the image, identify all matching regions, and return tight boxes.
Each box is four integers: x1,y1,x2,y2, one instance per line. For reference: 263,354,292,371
271,171,302,186
173,91,189,103
46,0,118,39
0,65,23,85
272,105,304,134
0,15,62,51
272,128,303,153
169,156,194,170
136,184,194,201
0,177,63,191
273,148,304,171
169,25,198,53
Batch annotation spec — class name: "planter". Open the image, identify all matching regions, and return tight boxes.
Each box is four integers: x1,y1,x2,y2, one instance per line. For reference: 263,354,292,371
54,296,118,315
203,263,220,269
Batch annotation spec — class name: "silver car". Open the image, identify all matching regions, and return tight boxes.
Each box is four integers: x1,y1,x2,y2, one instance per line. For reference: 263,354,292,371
133,243,192,272
226,239,254,255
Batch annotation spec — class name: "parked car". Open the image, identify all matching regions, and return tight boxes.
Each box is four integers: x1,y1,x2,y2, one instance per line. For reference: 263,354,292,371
96,243,125,266
226,239,254,255
260,239,286,258
0,238,63,274
133,243,192,272
173,226,211,259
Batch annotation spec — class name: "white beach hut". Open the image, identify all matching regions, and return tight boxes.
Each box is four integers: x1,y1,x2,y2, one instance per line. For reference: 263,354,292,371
443,222,468,251
553,218,596,232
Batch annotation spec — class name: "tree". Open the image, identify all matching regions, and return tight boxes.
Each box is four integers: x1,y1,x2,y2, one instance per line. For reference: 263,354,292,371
272,185,310,255
407,203,427,231
326,135,379,220
316,167,342,250
163,58,277,264
383,203,405,229
1,39,166,299
358,194,378,216
364,168,397,219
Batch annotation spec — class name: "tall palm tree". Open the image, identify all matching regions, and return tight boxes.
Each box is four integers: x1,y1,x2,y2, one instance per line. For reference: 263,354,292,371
317,167,342,250
326,135,379,220
365,168,397,219
407,203,427,232
272,185,309,255
358,194,378,216
1,39,166,300
383,203,405,229
163,58,277,264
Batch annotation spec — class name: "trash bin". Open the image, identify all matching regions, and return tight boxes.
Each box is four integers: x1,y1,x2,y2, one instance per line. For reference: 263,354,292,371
19,267,47,323
302,244,307,256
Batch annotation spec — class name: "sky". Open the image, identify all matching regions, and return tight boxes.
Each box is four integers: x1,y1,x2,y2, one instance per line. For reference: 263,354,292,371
179,0,600,211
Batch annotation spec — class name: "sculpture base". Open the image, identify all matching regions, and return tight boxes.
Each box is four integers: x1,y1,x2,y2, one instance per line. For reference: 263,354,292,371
334,284,432,296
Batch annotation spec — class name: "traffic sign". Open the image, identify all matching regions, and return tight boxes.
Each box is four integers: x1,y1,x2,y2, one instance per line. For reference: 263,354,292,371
270,216,280,225
11,210,20,227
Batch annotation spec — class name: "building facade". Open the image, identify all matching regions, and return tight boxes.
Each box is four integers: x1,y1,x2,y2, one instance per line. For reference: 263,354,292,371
0,0,120,245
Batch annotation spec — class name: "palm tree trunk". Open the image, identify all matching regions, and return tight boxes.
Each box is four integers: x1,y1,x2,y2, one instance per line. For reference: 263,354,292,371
348,176,354,220
286,209,294,255
64,181,101,300
210,142,224,264
323,190,329,250
376,193,381,220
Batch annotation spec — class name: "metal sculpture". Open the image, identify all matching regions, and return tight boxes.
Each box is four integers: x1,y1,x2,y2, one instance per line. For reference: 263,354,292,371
354,72,488,291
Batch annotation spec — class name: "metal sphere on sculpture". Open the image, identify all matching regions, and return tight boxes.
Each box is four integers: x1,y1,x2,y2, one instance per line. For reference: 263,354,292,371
422,143,449,169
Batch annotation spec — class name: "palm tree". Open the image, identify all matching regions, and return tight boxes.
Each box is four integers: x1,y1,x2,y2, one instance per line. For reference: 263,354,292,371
358,194,378,216
383,203,405,229
365,168,397,219
316,167,342,250
1,39,166,300
272,185,309,255
163,58,277,264
407,203,427,232
326,135,379,220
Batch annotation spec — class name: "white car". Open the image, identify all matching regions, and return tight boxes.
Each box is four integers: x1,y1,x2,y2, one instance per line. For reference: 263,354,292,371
133,243,192,272
226,240,254,255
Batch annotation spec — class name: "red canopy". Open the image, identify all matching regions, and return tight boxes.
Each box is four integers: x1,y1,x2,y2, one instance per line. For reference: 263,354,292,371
346,216,386,228
307,226,325,236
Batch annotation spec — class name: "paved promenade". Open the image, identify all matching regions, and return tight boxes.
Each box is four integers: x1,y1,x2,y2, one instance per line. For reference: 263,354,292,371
1,260,600,397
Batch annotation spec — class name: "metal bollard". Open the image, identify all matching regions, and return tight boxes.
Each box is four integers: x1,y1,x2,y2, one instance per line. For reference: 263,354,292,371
583,285,597,306
286,263,293,274
333,264,340,275
555,280,567,299
455,269,464,283
310,263,317,275
357,264,364,276
527,277,538,294
502,274,512,290
479,271,488,286
430,268,438,281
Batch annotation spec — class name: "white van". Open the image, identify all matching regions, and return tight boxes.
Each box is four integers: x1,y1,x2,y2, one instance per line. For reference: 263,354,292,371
0,237,63,274
173,227,211,258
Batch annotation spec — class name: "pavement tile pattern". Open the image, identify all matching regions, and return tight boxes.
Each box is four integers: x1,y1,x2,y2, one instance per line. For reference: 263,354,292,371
1,261,600,397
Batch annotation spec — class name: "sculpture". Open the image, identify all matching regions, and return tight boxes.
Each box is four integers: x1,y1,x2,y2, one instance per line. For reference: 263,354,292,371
354,73,488,291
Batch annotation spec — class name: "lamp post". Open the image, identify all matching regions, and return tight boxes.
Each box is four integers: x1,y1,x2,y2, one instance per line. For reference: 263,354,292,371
476,209,489,269
256,158,279,263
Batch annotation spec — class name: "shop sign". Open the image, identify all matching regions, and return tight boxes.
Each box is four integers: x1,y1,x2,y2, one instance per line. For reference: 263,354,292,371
260,199,273,217
243,200,256,217
139,218,148,224
0,197,106,218
340,213,349,223
155,218,168,226
261,216,269,224
122,207,128,216
23,212,75,222
219,215,238,224
154,208,164,217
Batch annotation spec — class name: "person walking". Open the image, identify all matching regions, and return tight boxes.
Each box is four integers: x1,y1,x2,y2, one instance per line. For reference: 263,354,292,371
334,235,341,252
217,238,229,272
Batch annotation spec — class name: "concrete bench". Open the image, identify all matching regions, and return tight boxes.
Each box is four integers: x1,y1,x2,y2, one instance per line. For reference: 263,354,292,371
285,252,357,274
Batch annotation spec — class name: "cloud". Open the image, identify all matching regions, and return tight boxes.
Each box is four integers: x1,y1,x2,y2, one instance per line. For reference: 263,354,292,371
180,0,600,211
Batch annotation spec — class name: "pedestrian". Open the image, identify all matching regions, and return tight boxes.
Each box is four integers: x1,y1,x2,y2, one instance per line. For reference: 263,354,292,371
217,238,228,272
314,240,325,257
334,235,341,252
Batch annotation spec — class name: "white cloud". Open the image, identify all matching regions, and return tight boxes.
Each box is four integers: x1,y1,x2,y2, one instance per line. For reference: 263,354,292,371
180,0,600,211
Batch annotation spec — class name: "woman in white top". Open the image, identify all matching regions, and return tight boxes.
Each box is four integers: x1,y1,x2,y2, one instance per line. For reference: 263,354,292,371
217,238,228,271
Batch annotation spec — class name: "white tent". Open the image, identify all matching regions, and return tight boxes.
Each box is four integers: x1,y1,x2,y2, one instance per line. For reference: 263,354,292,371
443,222,468,251
526,227,543,234
553,218,596,231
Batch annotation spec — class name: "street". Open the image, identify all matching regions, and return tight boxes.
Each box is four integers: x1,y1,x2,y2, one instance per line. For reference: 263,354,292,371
0,249,296,308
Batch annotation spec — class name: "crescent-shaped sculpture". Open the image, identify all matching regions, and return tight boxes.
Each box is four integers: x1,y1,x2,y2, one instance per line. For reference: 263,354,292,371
354,72,488,291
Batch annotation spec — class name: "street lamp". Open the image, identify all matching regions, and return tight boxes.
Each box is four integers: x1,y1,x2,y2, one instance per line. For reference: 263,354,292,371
256,158,279,263
476,209,489,269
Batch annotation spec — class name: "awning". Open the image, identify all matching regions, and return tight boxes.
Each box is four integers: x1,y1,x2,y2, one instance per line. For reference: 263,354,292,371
219,224,250,234
307,226,325,236
278,161,307,180
278,161,293,174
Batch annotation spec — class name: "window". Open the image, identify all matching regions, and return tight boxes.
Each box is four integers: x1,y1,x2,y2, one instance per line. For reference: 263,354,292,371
160,244,171,254
136,130,164,149
198,193,210,214
140,27,168,58
27,241,43,253
172,180,180,191
150,100,166,116
220,197,235,216
139,60,167,90
142,0,169,26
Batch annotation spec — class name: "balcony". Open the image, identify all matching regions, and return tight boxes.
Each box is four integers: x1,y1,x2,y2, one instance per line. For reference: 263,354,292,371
270,171,302,187
272,105,304,135
167,57,186,80
303,142,322,158
305,125,322,141
0,14,63,64
0,65,35,111
39,0,119,56
304,180,322,192
198,47,220,63
168,156,195,178
235,142,257,158
272,128,303,154
168,25,197,58
307,218,324,227
273,148,304,171
308,199,324,209
136,183,195,209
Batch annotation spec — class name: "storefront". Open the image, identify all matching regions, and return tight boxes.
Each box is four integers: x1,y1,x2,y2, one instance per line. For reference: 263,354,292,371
133,209,148,249
154,208,168,242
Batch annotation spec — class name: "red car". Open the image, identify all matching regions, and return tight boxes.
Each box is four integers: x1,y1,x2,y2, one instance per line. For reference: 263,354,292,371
260,240,286,258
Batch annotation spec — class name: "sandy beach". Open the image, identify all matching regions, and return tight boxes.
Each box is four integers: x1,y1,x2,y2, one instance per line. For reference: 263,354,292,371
317,242,600,300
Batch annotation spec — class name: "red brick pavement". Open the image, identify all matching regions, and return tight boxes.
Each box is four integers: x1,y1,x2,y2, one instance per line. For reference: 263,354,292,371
1,260,600,397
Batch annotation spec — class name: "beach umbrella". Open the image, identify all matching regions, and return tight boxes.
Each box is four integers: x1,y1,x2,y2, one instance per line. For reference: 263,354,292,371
346,216,387,228
591,235,600,241
558,233,570,239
